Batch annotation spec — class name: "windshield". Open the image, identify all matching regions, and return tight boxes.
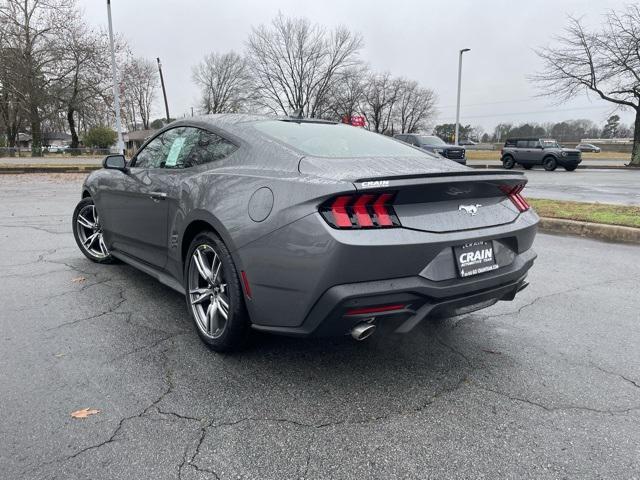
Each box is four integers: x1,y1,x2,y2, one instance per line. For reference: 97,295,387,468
253,121,428,157
417,135,446,146
541,139,560,148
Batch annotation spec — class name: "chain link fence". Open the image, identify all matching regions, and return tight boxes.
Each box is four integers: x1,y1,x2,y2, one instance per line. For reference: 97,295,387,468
0,147,115,157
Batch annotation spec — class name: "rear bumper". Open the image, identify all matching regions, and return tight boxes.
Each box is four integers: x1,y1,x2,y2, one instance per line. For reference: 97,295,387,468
239,208,538,336
252,248,535,337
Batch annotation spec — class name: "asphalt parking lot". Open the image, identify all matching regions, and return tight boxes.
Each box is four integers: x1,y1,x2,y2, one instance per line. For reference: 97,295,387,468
522,169,640,205
1,174,639,479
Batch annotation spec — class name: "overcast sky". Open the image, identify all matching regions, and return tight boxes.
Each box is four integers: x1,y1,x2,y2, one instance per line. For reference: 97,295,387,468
79,0,634,133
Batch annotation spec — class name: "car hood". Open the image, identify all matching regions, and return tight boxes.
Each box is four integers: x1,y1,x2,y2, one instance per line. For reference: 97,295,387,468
299,154,469,181
421,145,462,150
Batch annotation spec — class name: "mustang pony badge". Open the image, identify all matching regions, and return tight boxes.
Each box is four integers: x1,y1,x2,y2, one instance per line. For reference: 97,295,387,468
458,204,481,216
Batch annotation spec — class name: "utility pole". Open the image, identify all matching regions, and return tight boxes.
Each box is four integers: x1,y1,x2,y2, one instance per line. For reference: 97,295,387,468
157,58,170,123
455,48,471,146
106,0,124,153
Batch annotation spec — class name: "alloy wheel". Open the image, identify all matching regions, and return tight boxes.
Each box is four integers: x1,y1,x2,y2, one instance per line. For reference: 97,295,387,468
76,204,109,258
188,244,230,339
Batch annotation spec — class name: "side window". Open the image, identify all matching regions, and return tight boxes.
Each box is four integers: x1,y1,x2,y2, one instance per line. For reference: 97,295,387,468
505,139,516,147
527,140,541,148
163,128,200,169
516,140,528,148
134,127,200,169
185,130,238,167
134,133,167,169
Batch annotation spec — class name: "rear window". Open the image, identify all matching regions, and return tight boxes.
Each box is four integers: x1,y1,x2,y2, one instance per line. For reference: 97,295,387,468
253,121,428,158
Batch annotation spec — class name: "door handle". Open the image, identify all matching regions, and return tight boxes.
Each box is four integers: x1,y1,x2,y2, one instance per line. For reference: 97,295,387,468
150,191,167,201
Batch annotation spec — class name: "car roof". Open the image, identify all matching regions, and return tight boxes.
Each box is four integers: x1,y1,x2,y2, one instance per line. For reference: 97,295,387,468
166,113,338,139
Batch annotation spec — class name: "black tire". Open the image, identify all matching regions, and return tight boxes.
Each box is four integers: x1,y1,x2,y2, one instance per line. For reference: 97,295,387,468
523,164,533,170
184,231,250,352
72,197,115,264
543,156,557,171
502,156,515,169
564,165,577,172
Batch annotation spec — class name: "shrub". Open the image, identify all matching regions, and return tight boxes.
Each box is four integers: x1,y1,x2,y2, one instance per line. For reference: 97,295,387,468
83,126,117,149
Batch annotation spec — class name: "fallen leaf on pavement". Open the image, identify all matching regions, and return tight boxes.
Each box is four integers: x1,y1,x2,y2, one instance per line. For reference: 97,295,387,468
71,276,86,283
71,408,100,419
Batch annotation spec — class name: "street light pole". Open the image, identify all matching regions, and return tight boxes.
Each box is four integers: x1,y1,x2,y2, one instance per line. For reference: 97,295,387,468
157,58,170,124
454,48,471,146
106,0,124,154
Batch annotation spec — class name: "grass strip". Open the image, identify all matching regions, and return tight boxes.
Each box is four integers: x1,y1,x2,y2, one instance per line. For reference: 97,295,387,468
529,198,640,228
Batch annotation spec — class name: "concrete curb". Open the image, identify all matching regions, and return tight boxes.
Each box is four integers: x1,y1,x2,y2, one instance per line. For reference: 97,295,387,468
539,217,640,244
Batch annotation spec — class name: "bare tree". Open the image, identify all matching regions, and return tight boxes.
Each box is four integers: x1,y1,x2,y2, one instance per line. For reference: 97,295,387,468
0,21,25,151
394,79,437,133
323,65,368,121
122,58,158,130
0,0,76,155
55,20,112,148
532,6,640,166
192,51,252,114
247,14,363,117
362,72,399,134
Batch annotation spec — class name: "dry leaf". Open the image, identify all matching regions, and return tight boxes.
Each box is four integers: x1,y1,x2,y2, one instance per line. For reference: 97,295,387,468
71,408,100,419
53,353,65,358
71,276,86,283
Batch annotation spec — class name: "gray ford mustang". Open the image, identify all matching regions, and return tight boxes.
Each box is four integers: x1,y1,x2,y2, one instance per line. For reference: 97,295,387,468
73,114,538,351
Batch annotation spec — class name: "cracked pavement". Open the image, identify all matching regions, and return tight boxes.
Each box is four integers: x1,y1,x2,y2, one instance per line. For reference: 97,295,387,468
1,173,639,479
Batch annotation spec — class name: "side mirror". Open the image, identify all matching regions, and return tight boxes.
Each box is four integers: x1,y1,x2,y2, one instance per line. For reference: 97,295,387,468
103,154,128,172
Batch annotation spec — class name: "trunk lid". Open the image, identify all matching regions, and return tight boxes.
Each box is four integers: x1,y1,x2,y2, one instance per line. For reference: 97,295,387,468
300,155,528,233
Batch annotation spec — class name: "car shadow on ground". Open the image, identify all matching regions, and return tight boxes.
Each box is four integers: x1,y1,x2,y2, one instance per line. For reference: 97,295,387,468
96,259,511,425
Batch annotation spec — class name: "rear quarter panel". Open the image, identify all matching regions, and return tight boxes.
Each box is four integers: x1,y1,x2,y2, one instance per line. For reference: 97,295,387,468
168,143,355,282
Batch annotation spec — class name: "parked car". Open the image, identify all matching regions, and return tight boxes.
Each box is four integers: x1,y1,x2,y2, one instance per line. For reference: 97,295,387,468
47,145,69,153
458,139,477,146
501,138,582,171
73,115,537,351
394,134,466,164
575,143,601,153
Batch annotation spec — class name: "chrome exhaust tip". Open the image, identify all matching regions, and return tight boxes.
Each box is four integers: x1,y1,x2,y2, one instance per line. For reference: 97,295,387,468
351,322,376,341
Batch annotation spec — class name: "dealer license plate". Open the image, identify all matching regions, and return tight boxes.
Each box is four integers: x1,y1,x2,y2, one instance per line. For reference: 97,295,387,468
454,241,499,278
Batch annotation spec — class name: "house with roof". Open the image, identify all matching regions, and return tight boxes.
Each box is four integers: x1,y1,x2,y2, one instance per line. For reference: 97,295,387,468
43,132,72,147
124,129,158,152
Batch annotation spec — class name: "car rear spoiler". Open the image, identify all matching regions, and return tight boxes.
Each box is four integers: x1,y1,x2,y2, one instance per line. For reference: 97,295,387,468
353,170,526,192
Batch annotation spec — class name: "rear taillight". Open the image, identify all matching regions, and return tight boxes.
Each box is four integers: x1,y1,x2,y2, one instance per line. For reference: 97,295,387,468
501,184,530,212
320,192,401,229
